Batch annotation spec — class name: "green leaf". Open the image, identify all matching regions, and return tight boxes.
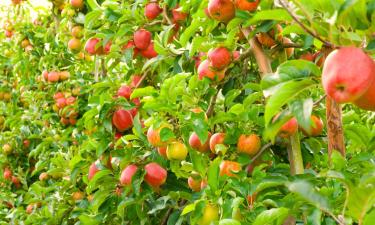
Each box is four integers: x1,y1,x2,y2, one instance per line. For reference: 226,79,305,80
253,208,289,225
160,127,175,142
131,86,158,99
247,9,292,25
219,219,241,225
264,79,316,126
207,158,221,192
181,203,196,216
290,99,313,132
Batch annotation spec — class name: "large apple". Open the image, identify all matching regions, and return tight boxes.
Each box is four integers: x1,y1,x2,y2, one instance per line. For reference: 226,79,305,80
237,134,261,156
207,0,235,23
145,3,162,20
134,29,152,50
189,132,211,153
120,164,138,186
219,160,241,177
209,132,226,153
144,162,167,187
208,47,232,70
354,79,375,111
322,47,375,103
112,109,134,132
166,141,188,160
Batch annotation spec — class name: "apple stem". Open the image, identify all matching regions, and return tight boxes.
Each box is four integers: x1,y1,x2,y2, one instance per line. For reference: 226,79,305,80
287,132,304,175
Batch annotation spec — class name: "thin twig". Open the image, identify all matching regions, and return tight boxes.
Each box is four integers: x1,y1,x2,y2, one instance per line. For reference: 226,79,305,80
101,58,107,77
313,94,327,107
250,142,273,163
160,208,173,225
206,89,219,118
278,0,335,48
145,20,162,27
134,71,148,89
162,5,173,25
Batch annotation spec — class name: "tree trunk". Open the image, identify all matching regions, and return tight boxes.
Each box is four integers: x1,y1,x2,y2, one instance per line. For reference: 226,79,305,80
326,96,346,158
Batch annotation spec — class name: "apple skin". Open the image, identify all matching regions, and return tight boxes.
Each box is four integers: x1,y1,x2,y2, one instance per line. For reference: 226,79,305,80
85,38,101,55
123,40,140,58
70,0,84,9
11,176,21,188
88,162,99,181
140,42,158,59
147,126,170,147
144,162,167,187
322,47,375,103
5,30,13,38
134,29,152,50
219,160,241,177
48,71,60,83
354,79,375,111
234,0,260,11
208,47,232,70
198,204,219,225
39,172,49,181
71,26,83,38
59,71,70,81
117,85,132,99
166,141,188,160
145,3,162,20
3,168,12,180
301,115,324,137
207,0,235,23
279,117,298,138
237,134,261,156
120,164,138,186
198,60,225,81
300,53,315,61
189,132,211,153
157,146,167,158
68,38,81,51
172,5,188,23
112,109,134,132
56,97,67,109
72,191,84,201
209,133,226,153
188,176,202,192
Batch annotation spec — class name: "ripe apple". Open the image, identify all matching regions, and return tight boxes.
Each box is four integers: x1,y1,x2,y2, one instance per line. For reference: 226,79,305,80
301,115,324,137
5,30,13,38
88,161,99,180
120,164,138,186
207,0,235,23
274,115,298,138
172,5,188,23
23,139,30,148
26,204,34,214
85,37,101,55
189,132,211,153
157,146,167,158
2,144,12,155
48,71,60,83
208,47,232,70
166,141,188,160
3,168,12,180
188,176,202,192
66,96,76,105
72,191,84,201
237,134,261,156
134,29,152,50
21,39,30,48
56,97,67,109
193,52,206,69
112,109,134,132
198,60,225,81
11,176,21,188
42,70,49,80
39,172,49,181
68,38,81,51
198,203,219,225
322,47,375,103
71,26,83,38
122,40,140,58
209,132,226,153
219,160,241,177
59,71,70,81
70,0,84,9
147,125,171,147
300,52,315,61
144,162,167,187
140,42,158,59
234,0,260,11
354,79,375,111
145,3,162,20
117,85,132,99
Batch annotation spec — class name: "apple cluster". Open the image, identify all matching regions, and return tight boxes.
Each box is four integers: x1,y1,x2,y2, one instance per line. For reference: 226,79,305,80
206,0,260,23
42,70,70,83
197,47,235,81
53,91,79,126
68,25,83,52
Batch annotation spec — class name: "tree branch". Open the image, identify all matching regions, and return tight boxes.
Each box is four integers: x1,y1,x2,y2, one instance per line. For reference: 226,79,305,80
250,142,273,163
162,5,173,25
206,89,219,118
278,0,335,48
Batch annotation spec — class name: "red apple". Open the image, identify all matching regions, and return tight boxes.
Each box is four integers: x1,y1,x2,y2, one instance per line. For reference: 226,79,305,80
300,115,324,137
145,3,162,20
140,42,158,59
209,133,226,153
130,75,143,88
322,47,375,103
188,176,202,192
147,126,170,147
85,37,101,55
3,168,12,180
198,60,225,81
112,109,134,132
117,85,132,99
120,164,138,186
172,5,188,23
354,78,375,111
144,162,167,187
189,132,211,153
157,146,167,158
237,134,261,156
234,0,259,11
134,29,152,50
56,97,67,109
219,160,241,177
88,161,99,181
70,0,84,9
208,47,232,70
207,0,235,23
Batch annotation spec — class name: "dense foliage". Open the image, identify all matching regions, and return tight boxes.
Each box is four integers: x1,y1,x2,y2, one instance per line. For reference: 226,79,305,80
0,0,374,224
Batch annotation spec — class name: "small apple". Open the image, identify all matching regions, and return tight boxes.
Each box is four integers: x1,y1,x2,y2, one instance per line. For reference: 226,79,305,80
88,161,99,181
134,29,152,50
48,71,60,83
56,97,67,109
72,191,84,201
71,26,83,38
207,0,235,23
237,134,261,156
68,38,81,51
85,37,101,55
189,132,211,153
117,85,132,99
147,125,171,147
198,60,225,81
2,144,12,155
3,168,12,180
234,0,260,11
172,5,188,23
39,172,49,181
208,47,232,70
188,176,202,192
144,162,167,187
209,133,226,153
140,42,158,59
112,109,134,132
166,141,188,160
70,0,84,9
301,115,324,137
157,146,167,158
120,164,138,186
145,3,162,20
219,160,241,177
274,115,298,138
